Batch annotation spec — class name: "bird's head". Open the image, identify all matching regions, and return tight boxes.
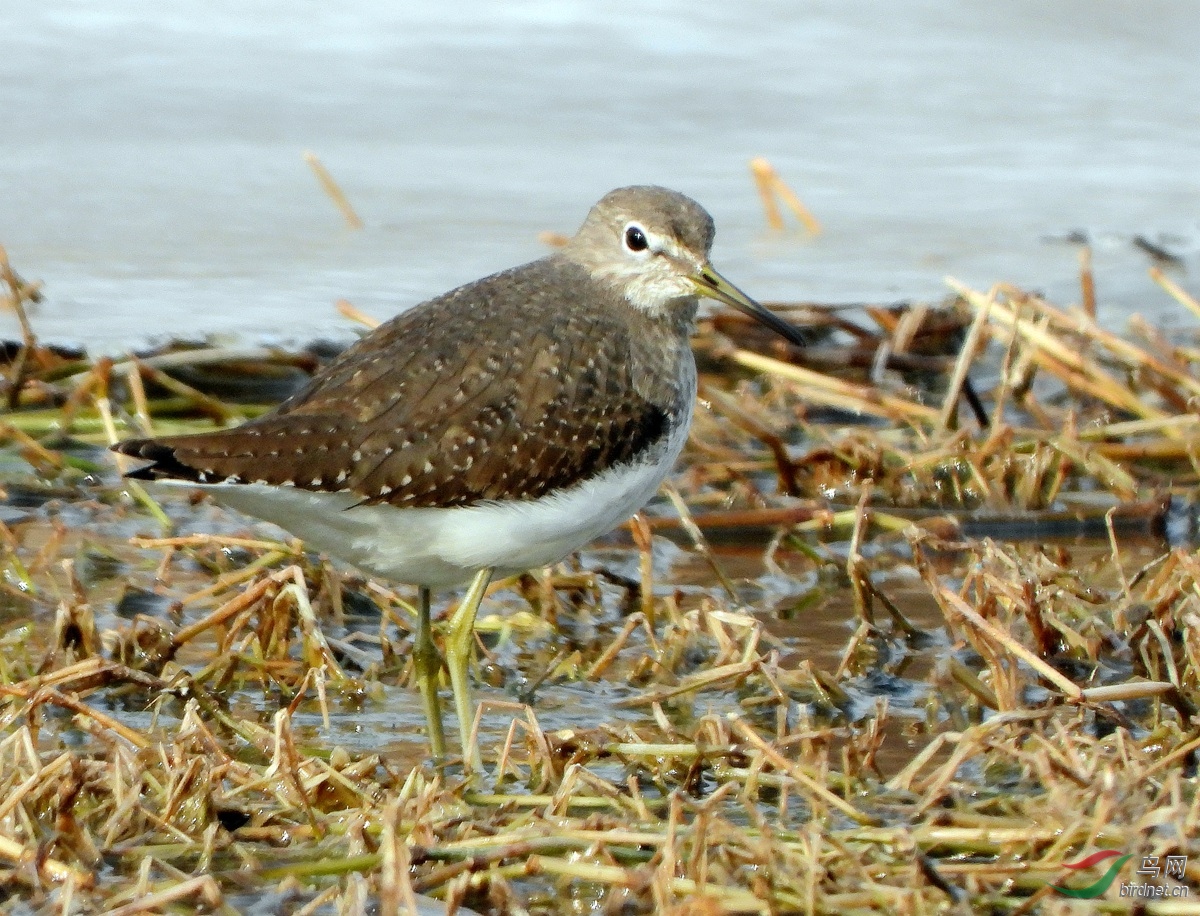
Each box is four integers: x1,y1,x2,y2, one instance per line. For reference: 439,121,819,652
563,185,807,346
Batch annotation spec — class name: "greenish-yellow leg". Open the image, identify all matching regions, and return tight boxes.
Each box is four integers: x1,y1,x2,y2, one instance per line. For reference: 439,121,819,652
444,567,494,772
412,586,447,762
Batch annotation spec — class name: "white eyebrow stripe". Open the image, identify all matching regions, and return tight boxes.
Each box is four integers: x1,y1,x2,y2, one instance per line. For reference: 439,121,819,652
652,234,684,259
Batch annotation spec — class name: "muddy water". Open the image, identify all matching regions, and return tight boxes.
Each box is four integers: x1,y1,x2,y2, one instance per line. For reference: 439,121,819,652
1,471,1167,780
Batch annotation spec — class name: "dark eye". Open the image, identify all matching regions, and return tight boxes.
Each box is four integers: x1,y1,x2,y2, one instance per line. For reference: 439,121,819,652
624,225,649,252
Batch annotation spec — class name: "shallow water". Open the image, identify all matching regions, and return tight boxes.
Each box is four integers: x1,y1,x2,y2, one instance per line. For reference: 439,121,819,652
3,0,1199,350
4,483,1167,782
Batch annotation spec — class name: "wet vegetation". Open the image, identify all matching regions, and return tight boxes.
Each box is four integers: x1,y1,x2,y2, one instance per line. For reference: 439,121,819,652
2,233,1200,914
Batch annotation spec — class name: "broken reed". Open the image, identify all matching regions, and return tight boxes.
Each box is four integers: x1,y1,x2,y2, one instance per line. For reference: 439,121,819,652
3,521,1198,912
4,250,1200,911
693,271,1200,521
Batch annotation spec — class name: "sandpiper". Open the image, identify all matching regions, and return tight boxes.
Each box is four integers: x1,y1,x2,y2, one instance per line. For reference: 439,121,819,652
113,186,807,768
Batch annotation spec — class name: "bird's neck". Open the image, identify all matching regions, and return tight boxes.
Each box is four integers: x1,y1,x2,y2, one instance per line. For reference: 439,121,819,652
552,248,698,328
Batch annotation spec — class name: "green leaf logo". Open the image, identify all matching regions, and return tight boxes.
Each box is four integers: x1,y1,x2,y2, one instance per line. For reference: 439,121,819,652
1052,851,1132,899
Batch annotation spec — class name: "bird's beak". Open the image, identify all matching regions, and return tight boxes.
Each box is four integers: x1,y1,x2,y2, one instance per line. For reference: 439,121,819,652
691,265,808,346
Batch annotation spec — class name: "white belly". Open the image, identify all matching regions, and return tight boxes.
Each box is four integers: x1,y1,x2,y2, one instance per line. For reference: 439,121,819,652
188,404,691,589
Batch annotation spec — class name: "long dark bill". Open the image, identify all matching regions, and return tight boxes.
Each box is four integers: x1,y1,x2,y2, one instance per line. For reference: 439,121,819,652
693,266,808,347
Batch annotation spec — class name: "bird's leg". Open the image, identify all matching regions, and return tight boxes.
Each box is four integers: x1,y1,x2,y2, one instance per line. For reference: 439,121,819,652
412,585,446,762
444,566,493,772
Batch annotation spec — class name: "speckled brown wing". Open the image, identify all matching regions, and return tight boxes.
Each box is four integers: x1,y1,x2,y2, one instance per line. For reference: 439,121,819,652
114,256,687,508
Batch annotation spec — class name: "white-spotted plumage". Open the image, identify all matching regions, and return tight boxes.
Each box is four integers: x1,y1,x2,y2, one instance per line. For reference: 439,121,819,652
113,186,806,767
175,364,693,589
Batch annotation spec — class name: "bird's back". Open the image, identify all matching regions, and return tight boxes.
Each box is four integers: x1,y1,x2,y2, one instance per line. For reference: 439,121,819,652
115,254,696,510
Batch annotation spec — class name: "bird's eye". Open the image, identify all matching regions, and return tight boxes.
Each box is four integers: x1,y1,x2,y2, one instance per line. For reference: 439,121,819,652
624,224,649,252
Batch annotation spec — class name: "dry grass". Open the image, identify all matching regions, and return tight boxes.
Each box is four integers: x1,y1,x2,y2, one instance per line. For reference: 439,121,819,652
2,250,1199,913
